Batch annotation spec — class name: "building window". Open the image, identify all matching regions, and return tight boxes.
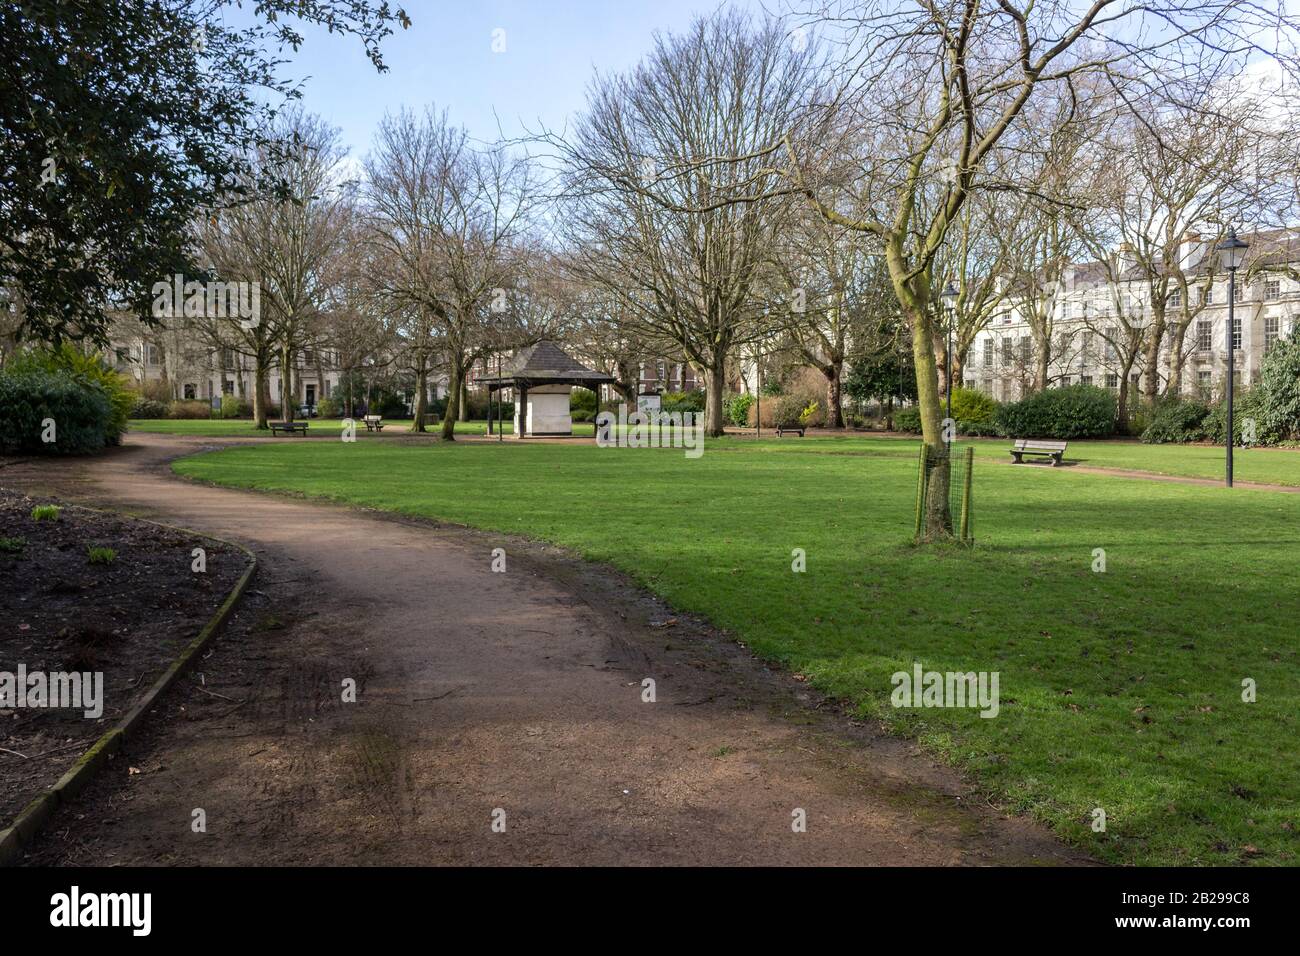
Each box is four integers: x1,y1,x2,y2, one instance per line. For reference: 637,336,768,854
1081,331,1093,358
1103,328,1117,360
1232,316,1242,351
1265,279,1281,301
1019,336,1031,363
1105,373,1118,390
1197,370,1212,398
1196,320,1212,351
183,383,196,400
1167,288,1182,308
1233,282,1244,303
983,338,993,368
146,344,163,366
1080,375,1093,386
1200,287,1213,306
981,378,993,394
1131,372,1141,389
1061,375,1072,387
1265,316,1280,352
222,379,234,395
1000,337,1012,367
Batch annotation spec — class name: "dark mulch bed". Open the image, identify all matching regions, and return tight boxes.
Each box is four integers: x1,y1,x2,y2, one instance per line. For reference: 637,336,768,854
0,491,248,827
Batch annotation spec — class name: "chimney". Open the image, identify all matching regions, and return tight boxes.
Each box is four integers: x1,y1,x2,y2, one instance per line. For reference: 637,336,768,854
1180,231,1202,271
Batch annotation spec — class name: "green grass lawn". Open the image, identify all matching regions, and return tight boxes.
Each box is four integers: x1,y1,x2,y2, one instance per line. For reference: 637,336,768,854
173,434,1300,866
126,418,583,437
748,434,1300,487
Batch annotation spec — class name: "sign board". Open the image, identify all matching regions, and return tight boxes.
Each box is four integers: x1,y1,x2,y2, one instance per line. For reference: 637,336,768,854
637,393,661,414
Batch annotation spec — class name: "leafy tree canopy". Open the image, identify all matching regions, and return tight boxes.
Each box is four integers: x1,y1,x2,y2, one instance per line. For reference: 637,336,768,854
1,0,408,346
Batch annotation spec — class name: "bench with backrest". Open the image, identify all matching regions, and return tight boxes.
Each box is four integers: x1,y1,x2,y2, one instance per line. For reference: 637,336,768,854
775,424,805,437
269,421,309,436
1009,438,1067,466
363,414,384,432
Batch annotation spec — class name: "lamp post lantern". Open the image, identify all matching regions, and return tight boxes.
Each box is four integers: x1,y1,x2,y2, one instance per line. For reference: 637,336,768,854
941,282,959,422
1216,229,1248,488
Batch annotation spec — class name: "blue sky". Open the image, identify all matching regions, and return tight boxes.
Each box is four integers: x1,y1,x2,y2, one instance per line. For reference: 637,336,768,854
228,0,764,158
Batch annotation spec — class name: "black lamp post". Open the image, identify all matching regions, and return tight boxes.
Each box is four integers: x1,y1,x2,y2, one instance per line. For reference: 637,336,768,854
1216,229,1248,488
941,282,959,422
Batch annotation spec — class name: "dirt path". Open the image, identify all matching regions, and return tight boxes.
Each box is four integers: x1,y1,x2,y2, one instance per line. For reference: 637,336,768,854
1,434,1086,866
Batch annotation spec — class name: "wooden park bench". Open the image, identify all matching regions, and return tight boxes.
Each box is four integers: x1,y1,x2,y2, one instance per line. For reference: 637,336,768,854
363,414,385,432
269,421,309,437
775,424,805,437
1009,438,1067,466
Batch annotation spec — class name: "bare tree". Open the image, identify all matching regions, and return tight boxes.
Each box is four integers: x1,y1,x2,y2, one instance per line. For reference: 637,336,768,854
778,0,1298,538
555,9,821,436
363,107,537,437
197,109,350,426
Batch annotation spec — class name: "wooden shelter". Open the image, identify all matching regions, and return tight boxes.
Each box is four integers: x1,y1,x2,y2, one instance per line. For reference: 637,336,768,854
479,340,614,438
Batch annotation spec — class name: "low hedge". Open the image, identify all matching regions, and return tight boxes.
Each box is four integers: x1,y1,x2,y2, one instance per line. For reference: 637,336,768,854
661,390,705,414
168,400,213,419
995,384,1116,439
1141,399,1210,444
130,394,169,418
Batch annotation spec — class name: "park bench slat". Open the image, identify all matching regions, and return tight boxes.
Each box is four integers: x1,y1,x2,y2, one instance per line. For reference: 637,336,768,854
269,421,309,436
1009,438,1067,466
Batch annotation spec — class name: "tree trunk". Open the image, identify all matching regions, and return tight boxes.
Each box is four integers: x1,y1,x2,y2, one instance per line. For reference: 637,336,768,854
823,360,844,428
1166,326,1188,397
253,359,270,429
411,359,428,433
280,343,295,419
440,358,461,440
904,293,953,541
876,238,948,533
1034,344,1049,393
704,358,726,438
1142,318,1164,402
1116,354,1137,432
458,375,470,422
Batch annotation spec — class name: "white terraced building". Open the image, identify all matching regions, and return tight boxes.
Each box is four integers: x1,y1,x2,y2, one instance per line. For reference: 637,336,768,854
968,228,1300,403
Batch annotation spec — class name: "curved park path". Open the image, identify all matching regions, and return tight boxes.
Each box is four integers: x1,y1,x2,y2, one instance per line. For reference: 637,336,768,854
3,433,1086,866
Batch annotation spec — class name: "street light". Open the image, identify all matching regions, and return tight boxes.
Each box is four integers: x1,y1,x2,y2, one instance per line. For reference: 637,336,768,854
1216,229,1248,488
941,282,959,421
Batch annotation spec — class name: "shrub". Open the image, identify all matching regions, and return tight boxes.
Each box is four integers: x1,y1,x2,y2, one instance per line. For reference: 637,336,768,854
1203,389,1265,446
950,387,1000,436
725,392,754,427
221,394,253,419
31,505,61,521
168,399,213,419
569,387,599,423
1140,399,1211,444
892,405,922,433
87,546,117,565
799,399,821,427
1251,328,1300,443
661,390,705,414
995,384,1116,439
6,344,131,446
767,393,802,428
138,378,173,403
316,396,341,418
0,536,26,553
130,394,169,418
0,367,115,455
376,393,408,418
